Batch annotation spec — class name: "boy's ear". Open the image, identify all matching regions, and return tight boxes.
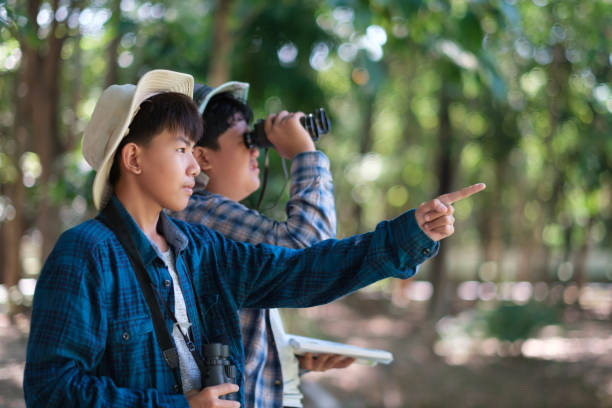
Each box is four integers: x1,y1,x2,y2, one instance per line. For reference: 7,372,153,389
193,146,212,172
121,143,142,175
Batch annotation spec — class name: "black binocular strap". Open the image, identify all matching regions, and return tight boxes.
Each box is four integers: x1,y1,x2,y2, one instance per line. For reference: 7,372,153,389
98,203,182,387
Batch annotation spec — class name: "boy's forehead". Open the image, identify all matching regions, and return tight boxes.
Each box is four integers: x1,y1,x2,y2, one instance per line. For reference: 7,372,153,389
175,131,195,146
154,128,194,145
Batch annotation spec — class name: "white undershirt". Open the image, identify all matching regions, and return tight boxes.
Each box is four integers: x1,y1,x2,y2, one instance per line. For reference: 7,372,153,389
269,309,303,407
160,249,202,393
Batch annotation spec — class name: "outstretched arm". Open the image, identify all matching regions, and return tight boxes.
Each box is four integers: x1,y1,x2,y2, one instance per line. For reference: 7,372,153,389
201,183,486,309
201,207,437,310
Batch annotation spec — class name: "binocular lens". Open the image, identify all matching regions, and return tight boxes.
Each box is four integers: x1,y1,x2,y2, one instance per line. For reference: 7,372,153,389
243,108,330,149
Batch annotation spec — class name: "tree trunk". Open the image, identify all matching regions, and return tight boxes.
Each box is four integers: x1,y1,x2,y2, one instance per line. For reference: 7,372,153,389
539,43,570,281
29,0,66,260
3,0,69,297
347,91,375,235
0,1,36,311
65,30,83,151
483,160,505,275
0,174,25,316
428,84,453,320
1,181,25,272
573,217,593,291
105,0,121,87
207,0,235,85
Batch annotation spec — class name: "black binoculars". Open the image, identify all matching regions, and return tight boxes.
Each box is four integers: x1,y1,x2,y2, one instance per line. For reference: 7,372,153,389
244,108,331,149
200,343,238,400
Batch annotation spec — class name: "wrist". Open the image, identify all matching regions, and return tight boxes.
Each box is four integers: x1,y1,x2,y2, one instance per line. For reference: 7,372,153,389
292,146,315,158
289,140,315,159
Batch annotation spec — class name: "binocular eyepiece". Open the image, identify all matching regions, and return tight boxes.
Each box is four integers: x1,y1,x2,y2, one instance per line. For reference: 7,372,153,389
244,108,331,149
200,343,238,400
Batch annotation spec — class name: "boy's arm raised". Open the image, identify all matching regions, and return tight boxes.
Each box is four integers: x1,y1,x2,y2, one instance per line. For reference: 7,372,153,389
207,207,436,309
185,151,335,247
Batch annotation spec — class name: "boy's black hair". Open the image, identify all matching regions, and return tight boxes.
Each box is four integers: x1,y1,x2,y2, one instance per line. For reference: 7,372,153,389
109,92,202,186
197,92,253,150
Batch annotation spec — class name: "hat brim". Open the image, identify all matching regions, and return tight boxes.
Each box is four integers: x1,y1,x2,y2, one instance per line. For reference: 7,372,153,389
197,81,249,115
92,69,194,210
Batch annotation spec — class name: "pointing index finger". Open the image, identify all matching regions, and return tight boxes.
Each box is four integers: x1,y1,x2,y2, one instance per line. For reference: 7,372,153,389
438,183,486,205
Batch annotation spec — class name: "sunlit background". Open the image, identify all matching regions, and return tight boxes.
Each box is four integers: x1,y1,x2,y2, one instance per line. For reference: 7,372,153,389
1,0,611,407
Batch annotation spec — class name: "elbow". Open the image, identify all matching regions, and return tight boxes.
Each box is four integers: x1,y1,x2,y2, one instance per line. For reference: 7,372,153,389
23,361,72,408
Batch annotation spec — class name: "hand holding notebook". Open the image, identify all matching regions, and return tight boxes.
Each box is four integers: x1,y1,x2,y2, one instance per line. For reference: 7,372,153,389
286,334,393,366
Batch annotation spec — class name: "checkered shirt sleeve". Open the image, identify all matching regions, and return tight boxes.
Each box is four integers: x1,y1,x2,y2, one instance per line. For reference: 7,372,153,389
175,151,336,408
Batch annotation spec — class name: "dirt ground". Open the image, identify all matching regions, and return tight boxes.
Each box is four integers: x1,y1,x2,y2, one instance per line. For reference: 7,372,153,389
2,291,611,408
294,291,612,408
0,313,28,408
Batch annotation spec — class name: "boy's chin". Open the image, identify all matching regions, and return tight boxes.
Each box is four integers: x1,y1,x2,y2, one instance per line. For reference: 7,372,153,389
165,199,189,213
250,179,261,194
238,185,260,202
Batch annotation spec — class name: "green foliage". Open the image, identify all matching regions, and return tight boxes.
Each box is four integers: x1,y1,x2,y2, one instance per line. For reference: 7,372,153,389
232,2,331,110
477,302,561,342
0,0,611,284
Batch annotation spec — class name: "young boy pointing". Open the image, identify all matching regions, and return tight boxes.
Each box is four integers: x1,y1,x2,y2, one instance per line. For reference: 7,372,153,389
23,69,484,408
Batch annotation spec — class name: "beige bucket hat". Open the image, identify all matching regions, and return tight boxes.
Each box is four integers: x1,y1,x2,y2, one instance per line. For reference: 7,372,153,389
82,69,194,210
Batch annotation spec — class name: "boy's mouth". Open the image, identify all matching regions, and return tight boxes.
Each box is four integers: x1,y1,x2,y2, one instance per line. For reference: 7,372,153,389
183,182,195,194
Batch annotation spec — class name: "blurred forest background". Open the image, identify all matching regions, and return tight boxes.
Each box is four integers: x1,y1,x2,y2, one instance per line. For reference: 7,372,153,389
1,0,611,407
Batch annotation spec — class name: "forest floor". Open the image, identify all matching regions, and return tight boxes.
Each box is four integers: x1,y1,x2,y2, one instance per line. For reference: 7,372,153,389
0,313,28,408
296,290,612,408
1,290,611,408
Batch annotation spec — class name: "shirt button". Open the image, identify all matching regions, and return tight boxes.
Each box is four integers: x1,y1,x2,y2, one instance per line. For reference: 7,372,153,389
173,384,181,393
274,380,282,386
422,248,430,255
163,279,171,287
121,332,130,341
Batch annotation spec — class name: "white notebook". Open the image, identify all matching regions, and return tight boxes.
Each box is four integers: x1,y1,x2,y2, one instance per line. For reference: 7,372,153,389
286,334,394,366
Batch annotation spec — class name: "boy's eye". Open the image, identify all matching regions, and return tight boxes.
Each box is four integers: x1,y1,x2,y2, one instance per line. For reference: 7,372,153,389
177,147,186,153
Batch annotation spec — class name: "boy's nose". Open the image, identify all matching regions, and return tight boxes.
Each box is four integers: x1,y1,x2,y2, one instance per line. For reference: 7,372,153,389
251,147,260,159
188,154,200,176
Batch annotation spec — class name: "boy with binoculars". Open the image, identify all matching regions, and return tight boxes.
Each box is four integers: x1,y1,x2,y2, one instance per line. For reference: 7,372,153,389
173,81,353,408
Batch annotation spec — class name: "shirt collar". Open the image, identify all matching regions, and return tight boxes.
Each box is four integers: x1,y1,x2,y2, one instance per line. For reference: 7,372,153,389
157,210,188,252
107,196,188,265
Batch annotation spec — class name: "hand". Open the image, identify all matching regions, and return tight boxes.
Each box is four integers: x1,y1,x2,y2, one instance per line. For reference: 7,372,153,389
264,110,316,160
297,353,356,372
415,183,486,242
186,383,240,408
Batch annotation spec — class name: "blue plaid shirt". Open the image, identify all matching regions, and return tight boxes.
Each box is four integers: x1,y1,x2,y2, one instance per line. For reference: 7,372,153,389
174,151,336,408
24,193,438,407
